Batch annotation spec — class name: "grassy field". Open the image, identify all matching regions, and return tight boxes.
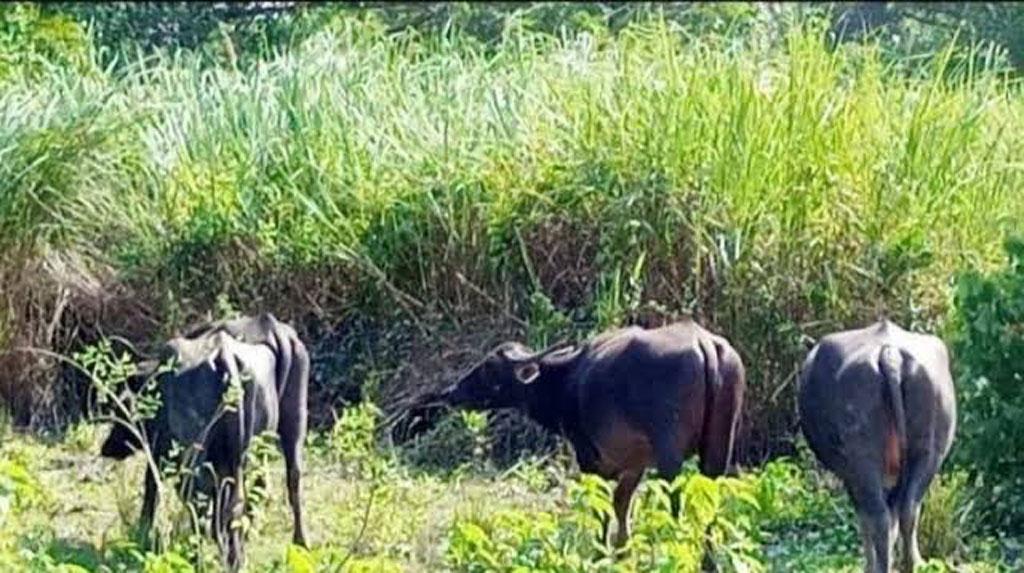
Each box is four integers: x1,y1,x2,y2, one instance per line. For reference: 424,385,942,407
1,409,1019,573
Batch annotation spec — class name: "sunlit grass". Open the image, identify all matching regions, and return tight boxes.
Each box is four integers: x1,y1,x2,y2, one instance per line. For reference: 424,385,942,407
1,14,1022,454
1,427,1013,572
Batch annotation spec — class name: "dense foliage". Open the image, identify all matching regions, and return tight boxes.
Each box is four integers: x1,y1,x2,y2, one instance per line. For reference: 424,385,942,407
2,3,1022,459
952,237,1024,535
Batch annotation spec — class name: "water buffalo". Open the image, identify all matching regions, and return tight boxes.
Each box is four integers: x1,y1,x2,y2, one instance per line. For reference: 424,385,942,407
436,319,745,546
798,319,957,573
99,313,309,570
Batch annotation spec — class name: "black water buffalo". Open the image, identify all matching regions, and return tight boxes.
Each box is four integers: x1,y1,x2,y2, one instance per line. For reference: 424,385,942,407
798,320,957,573
436,319,745,546
100,313,309,570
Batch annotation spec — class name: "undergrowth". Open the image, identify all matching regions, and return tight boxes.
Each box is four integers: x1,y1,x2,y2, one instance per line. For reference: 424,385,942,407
0,409,1016,572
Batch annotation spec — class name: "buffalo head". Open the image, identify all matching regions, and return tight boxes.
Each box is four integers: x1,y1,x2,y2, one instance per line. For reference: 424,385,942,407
99,358,162,460
439,341,578,410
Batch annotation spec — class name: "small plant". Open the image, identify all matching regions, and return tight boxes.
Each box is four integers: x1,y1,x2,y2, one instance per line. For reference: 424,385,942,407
282,543,403,573
0,446,48,520
918,470,973,561
525,291,572,350
239,431,279,540
213,293,240,322
328,402,384,479
459,411,490,470
593,255,646,332
63,420,98,454
503,455,562,494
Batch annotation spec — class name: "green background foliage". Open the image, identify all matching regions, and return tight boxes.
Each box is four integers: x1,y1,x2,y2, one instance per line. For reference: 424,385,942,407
952,237,1024,534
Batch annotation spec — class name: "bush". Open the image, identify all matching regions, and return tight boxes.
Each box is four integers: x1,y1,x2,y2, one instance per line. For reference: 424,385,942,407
282,543,402,573
445,463,773,573
0,3,93,82
952,236,1024,535
918,471,973,561
323,401,384,478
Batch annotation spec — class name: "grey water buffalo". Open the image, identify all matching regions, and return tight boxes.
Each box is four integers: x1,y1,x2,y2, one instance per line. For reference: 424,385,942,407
436,319,745,546
798,319,957,573
100,313,309,571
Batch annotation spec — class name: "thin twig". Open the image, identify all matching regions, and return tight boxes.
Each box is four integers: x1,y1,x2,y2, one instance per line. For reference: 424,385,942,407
336,475,380,571
44,287,71,348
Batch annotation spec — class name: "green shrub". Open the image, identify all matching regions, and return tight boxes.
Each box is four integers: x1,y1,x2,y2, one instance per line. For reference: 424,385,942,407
0,3,93,82
0,445,48,520
757,456,859,572
918,470,973,561
282,544,402,573
323,401,385,479
445,465,769,573
952,236,1024,534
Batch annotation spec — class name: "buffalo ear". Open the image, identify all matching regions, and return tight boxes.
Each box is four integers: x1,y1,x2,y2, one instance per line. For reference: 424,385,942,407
513,362,541,384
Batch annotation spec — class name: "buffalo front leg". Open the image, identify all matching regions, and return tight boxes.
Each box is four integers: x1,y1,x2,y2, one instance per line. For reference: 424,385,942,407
612,470,643,548
139,465,159,542
216,474,245,573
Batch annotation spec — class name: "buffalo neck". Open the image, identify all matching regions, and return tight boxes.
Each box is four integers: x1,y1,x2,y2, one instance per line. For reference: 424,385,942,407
521,353,582,435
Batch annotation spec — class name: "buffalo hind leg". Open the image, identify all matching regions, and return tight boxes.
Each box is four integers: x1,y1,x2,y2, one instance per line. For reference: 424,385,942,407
652,415,704,516
898,455,940,572
653,439,685,519
277,336,309,547
656,433,718,572
279,418,307,547
857,512,878,573
851,483,895,573
899,502,923,573
612,470,643,548
279,409,308,544
859,508,894,573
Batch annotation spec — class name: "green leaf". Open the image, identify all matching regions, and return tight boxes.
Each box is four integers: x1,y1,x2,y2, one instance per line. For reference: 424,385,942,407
286,544,316,573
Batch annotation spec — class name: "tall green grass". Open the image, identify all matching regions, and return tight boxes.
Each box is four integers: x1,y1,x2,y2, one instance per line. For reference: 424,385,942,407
1,16,1022,451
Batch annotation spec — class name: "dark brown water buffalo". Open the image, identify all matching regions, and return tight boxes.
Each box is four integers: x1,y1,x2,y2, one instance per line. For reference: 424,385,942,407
100,313,309,571
798,319,957,573
436,319,745,546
